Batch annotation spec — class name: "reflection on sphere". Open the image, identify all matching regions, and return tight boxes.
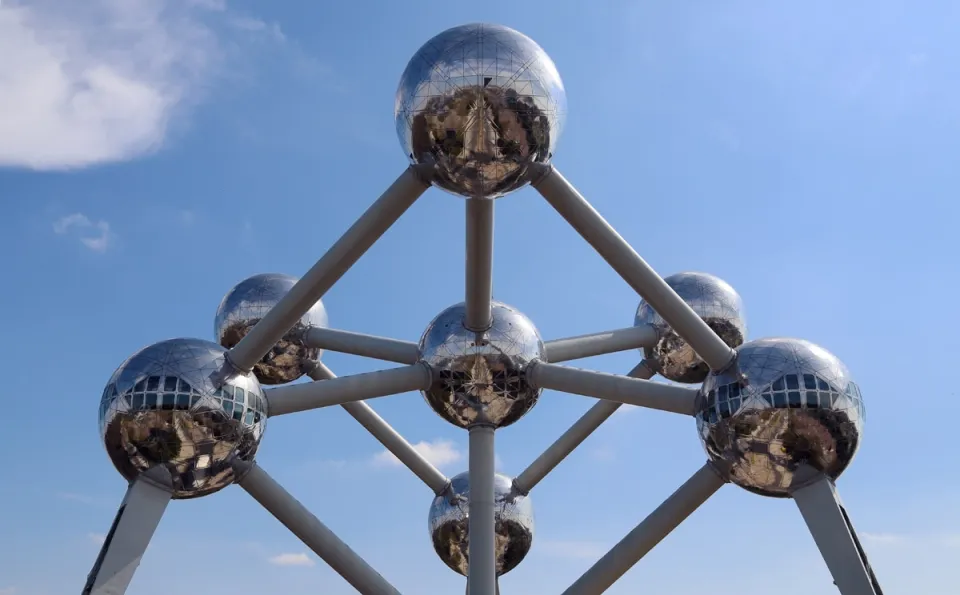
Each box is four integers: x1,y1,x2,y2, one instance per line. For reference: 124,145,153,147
99,338,267,499
419,301,544,428
214,273,328,385
395,23,566,199
635,272,746,383
696,338,864,498
428,472,534,576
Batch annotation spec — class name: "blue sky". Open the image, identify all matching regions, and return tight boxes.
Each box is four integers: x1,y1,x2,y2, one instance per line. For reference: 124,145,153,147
0,0,956,593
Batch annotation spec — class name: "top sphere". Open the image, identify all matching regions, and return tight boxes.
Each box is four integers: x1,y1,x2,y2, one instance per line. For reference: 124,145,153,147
635,272,747,384
99,338,267,499
395,23,566,199
695,338,864,498
214,273,328,385
419,301,545,429
428,471,534,577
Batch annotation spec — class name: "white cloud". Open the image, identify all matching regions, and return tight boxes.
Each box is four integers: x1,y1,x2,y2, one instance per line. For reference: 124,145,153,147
0,0,282,170
57,491,102,506
537,539,607,560
0,587,16,595
88,532,107,546
373,439,463,469
268,552,314,567
862,532,960,548
53,213,111,252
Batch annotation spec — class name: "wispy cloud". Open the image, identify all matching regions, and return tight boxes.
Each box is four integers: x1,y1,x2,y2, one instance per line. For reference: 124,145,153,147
57,492,103,506
88,532,107,546
0,586,17,595
373,439,463,469
53,213,112,252
268,552,314,567
0,0,286,170
537,539,607,560
862,532,960,548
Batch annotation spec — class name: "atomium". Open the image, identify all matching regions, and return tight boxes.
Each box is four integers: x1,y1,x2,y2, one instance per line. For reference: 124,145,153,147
419,301,545,429
696,338,864,498
84,20,881,595
428,472,534,577
99,338,266,499
635,271,746,384
395,23,566,199
215,273,328,385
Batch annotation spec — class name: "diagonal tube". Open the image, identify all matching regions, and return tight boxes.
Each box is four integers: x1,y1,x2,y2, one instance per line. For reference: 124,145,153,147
532,166,735,372
513,362,654,495
544,326,658,363
465,198,495,331
228,166,430,372
236,462,401,595
303,327,420,364
561,463,726,595
265,364,431,417
308,362,450,495
528,362,699,416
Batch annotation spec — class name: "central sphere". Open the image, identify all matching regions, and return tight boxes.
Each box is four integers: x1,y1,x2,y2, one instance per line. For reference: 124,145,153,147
428,472,534,577
99,338,267,499
419,301,544,428
395,23,567,199
214,273,328,385
635,272,747,384
696,338,864,498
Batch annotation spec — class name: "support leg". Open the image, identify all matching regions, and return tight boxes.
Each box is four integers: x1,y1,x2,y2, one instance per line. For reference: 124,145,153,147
793,474,883,595
561,463,726,595
467,425,497,595
82,468,173,595
237,462,401,595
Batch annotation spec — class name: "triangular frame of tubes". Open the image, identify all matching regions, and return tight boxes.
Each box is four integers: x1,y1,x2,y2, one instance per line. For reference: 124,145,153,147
83,161,884,595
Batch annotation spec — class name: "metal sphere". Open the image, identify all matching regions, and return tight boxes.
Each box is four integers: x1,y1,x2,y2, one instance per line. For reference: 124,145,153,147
428,472,534,576
99,338,267,499
395,23,567,199
214,273,328,385
419,301,544,429
635,272,747,384
696,338,864,498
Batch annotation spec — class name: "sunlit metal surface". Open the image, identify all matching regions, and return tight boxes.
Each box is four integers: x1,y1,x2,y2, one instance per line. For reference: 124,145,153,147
395,23,566,199
429,472,534,577
419,301,544,428
215,273,328,385
696,338,864,498
635,272,746,383
100,338,266,499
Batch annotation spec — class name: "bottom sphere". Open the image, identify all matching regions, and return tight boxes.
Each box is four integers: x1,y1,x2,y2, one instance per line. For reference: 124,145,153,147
99,338,267,499
428,472,534,576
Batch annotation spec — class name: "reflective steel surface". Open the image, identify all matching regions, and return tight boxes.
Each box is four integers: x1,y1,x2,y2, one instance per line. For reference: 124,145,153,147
428,472,534,577
215,273,328,385
395,23,566,199
419,301,544,428
635,272,747,384
696,338,864,498
100,338,267,499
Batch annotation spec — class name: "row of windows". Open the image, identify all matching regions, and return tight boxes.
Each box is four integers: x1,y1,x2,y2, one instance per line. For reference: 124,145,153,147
700,375,864,425
101,392,264,425
102,377,266,412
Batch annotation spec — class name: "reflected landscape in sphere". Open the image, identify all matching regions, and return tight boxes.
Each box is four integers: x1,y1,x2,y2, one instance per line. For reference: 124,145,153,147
215,273,328,385
395,23,566,199
428,472,534,576
696,338,864,498
419,301,544,428
635,272,747,383
99,338,267,499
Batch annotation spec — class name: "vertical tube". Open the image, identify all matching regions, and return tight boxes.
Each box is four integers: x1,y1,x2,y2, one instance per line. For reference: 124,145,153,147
464,198,494,331
467,425,497,595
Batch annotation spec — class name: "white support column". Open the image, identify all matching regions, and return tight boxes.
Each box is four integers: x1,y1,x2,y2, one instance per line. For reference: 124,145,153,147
543,326,657,363
793,473,883,595
467,425,497,595
464,198,495,332
302,328,420,364
82,468,173,595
